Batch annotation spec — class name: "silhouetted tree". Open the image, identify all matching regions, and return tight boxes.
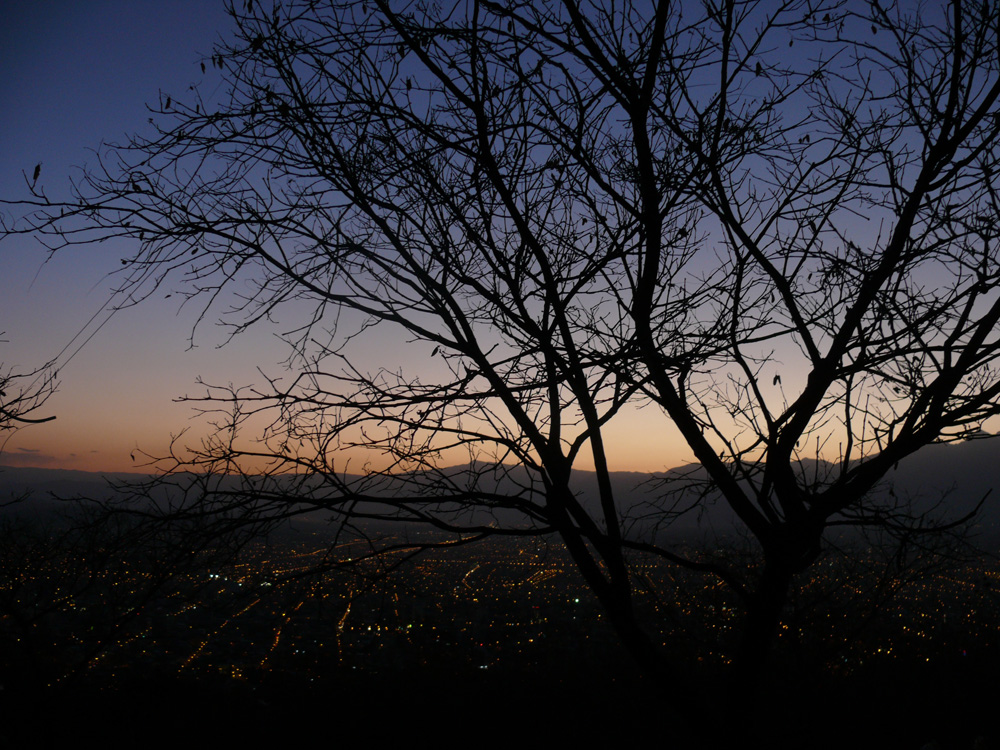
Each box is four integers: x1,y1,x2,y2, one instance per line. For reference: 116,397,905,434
6,0,1000,737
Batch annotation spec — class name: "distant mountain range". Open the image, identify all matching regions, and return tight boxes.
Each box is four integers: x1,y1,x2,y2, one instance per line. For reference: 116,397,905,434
3,436,999,539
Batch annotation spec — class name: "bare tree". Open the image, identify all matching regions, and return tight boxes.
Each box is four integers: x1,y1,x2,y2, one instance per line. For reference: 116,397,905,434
5,0,1000,734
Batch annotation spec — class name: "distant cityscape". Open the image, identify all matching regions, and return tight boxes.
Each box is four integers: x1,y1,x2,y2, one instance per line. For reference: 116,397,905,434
7,529,999,689
4,458,1000,746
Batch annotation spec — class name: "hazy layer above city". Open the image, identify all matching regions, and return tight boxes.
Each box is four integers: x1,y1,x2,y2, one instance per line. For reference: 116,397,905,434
4,436,996,542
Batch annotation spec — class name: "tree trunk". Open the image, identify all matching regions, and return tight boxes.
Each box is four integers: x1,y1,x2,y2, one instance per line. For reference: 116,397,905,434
726,560,795,737
597,589,707,746
554,520,707,743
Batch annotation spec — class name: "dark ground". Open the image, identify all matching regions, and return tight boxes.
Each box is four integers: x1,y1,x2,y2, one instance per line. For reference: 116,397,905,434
3,655,997,749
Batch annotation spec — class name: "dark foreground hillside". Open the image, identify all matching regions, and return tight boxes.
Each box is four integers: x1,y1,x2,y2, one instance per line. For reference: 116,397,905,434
3,649,998,749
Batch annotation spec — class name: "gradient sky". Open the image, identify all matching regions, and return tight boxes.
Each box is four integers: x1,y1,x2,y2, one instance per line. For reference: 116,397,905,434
0,1,289,472
0,0,696,474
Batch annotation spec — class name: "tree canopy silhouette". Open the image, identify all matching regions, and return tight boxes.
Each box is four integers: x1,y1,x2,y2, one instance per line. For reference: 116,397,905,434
6,0,1000,734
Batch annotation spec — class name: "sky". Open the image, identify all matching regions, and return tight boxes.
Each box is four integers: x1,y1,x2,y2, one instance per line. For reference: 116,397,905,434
11,2,982,479
0,0,695,475
0,1,289,472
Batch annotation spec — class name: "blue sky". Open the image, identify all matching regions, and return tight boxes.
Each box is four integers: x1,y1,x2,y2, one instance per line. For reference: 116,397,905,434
0,1,288,471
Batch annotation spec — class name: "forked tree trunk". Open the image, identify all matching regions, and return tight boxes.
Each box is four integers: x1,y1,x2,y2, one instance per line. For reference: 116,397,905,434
725,560,795,738
597,589,708,745
556,523,707,742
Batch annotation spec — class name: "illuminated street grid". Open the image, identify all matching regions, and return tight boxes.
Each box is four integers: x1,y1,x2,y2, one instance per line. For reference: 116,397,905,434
3,532,1000,687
